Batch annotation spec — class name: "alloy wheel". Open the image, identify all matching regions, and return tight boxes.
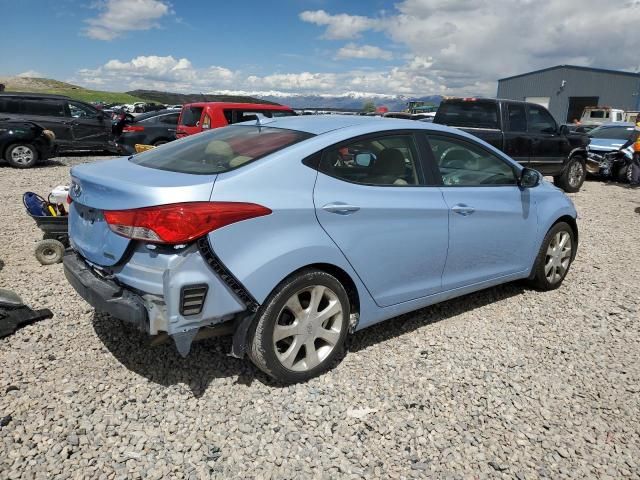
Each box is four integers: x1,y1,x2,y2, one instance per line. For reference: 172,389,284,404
568,161,584,188
272,285,344,372
544,231,572,284
11,146,35,165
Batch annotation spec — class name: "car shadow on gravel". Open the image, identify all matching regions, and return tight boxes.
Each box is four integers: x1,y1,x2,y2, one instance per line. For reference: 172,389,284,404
348,282,526,353
91,312,264,396
92,283,526,395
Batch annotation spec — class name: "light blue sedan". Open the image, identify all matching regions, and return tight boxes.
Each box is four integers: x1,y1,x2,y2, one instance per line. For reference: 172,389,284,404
64,115,578,382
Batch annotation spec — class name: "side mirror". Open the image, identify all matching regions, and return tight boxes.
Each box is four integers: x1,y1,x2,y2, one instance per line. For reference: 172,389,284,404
558,124,569,136
355,153,373,166
519,167,541,188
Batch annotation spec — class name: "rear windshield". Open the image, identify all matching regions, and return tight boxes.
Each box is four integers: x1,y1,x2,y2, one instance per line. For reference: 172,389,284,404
589,125,636,140
180,106,204,126
435,101,499,129
130,125,313,174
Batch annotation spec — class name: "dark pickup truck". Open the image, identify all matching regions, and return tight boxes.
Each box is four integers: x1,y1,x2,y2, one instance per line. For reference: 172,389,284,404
433,98,590,192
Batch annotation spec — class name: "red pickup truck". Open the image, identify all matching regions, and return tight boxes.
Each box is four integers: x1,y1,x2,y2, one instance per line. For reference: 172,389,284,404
176,102,296,138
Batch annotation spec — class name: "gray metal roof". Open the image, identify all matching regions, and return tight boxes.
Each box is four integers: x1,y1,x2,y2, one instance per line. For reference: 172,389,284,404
499,65,640,82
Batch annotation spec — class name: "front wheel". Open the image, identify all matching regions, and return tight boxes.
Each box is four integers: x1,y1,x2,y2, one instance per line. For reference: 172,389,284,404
614,163,632,183
248,269,350,383
554,156,586,193
528,222,575,291
5,143,39,168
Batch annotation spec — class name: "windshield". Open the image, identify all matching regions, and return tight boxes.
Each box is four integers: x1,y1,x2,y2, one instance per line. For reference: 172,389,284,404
589,125,636,140
130,125,313,174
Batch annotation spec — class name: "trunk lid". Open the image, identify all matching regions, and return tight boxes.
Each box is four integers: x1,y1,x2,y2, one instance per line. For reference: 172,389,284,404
69,157,216,266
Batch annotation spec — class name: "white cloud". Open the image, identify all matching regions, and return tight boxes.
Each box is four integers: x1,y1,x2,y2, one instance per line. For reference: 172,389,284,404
84,0,171,41
17,70,43,78
336,43,392,61
299,10,381,39
301,1,640,95
73,54,446,96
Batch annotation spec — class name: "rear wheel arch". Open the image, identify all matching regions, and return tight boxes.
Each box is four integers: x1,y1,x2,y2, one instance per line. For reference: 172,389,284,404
276,263,360,317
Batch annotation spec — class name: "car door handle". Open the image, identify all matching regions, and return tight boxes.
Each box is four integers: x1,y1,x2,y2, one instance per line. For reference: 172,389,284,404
322,202,360,215
451,204,475,216
167,128,176,132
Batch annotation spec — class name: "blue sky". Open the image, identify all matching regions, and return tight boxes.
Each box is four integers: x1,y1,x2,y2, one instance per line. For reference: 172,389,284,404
1,0,639,96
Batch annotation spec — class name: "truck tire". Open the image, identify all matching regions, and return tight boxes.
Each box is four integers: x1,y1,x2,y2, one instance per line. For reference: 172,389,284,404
554,156,585,193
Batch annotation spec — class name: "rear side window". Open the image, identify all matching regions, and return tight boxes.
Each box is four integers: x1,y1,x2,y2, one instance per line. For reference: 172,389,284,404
588,126,636,140
0,98,22,114
130,125,313,174
435,101,499,129
21,99,66,117
225,109,296,124
507,103,527,132
181,106,203,126
159,113,179,124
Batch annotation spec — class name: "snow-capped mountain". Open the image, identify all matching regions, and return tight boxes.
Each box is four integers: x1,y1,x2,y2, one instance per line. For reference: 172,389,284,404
209,90,442,112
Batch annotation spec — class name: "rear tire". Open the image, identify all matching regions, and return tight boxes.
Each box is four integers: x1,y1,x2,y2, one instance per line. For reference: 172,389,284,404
554,156,585,193
5,143,38,168
34,239,65,265
528,222,575,291
248,269,350,383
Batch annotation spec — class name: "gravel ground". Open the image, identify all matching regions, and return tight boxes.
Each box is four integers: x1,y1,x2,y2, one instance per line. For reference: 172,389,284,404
0,155,639,479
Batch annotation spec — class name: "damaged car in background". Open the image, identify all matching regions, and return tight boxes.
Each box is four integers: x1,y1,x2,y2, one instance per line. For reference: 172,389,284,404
586,122,639,182
64,116,578,383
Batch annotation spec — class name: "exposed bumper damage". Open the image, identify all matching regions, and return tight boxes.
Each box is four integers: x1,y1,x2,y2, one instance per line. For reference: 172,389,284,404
63,240,250,356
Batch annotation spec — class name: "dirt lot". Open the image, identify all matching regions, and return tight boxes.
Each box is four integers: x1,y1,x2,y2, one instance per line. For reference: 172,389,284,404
1,155,639,479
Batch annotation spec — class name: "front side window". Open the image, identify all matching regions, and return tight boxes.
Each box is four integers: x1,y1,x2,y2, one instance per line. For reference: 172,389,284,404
527,105,557,134
434,100,499,129
318,134,420,186
68,101,98,119
130,125,313,174
427,135,517,186
588,125,636,140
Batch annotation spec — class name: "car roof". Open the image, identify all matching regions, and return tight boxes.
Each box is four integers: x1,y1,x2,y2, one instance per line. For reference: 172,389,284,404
184,102,292,109
243,114,455,136
0,92,71,100
593,122,635,128
134,109,180,121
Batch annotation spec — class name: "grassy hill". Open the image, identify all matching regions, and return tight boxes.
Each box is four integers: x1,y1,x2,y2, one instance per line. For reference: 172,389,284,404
0,76,147,104
0,76,274,106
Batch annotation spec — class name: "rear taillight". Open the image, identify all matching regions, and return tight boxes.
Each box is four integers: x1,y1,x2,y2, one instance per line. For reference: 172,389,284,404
103,202,271,244
202,114,211,129
123,125,145,133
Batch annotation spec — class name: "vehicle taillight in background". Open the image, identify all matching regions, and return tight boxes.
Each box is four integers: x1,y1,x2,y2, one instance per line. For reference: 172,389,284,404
103,202,272,244
202,114,211,130
122,125,145,133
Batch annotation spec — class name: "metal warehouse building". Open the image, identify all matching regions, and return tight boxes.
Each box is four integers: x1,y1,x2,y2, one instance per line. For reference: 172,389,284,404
497,65,640,123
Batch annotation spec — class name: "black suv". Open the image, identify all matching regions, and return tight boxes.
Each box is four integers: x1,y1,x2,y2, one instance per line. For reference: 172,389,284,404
434,98,590,192
0,93,116,153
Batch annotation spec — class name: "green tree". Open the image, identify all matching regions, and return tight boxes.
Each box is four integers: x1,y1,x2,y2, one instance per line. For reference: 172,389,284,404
362,100,376,113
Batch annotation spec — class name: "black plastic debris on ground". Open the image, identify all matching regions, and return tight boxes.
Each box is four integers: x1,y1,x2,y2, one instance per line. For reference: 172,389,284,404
0,288,53,339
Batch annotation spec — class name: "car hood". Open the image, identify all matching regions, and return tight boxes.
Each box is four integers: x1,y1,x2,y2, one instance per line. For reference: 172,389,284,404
588,138,627,152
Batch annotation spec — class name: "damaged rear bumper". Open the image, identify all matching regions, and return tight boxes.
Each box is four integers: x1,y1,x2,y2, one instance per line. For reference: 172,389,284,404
63,242,252,356
63,251,149,330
